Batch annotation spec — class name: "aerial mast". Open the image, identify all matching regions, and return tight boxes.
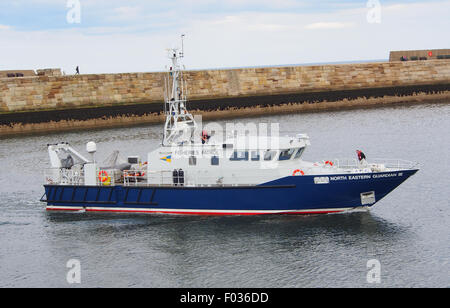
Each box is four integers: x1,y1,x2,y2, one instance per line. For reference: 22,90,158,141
162,35,196,146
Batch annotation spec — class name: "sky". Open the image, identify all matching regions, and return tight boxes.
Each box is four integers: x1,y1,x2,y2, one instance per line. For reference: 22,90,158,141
0,0,449,74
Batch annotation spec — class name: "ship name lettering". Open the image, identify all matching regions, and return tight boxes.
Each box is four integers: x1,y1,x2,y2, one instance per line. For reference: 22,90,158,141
372,173,397,178
349,175,372,180
330,176,347,181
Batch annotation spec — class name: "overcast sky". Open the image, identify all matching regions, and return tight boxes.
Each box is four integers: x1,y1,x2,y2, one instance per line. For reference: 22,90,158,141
0,0,449,74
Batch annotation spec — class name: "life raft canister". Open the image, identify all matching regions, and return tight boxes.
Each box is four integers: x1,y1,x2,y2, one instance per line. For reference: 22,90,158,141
293,169,305,176
98,170,109,183
325,160,334,166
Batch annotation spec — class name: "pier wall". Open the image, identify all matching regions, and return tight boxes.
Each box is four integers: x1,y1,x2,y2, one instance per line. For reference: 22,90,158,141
389,49,450,61
0,60,449,134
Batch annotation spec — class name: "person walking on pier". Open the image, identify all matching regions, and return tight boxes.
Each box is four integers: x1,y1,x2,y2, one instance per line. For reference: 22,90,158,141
75,66,80,75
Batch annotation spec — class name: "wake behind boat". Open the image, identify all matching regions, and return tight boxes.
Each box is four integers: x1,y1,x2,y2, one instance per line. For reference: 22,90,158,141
41,42,418,215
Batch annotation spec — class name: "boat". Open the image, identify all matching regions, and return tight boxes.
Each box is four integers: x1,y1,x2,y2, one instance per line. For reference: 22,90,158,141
41,43,419,215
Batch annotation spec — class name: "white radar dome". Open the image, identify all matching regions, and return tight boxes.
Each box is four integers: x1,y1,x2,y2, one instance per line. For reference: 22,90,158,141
86,141,97,153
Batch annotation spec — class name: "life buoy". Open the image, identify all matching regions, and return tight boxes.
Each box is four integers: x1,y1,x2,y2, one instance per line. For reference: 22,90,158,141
98,170,109,183
325,160,334,166
293,169,305,176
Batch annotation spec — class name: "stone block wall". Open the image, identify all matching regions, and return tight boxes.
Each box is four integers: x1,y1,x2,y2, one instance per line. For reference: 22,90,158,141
36,68,62,77
1,60,449,113
389,49,450,61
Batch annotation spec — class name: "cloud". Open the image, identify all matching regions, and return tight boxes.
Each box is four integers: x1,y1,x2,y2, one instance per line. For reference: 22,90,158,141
248,23,291,31
111,6,142,21
0,1,448,74
304,22,355,30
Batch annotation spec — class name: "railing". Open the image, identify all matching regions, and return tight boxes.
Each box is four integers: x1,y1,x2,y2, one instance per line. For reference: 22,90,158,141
331,158,418,171
45,168,275,187
44,168,119,186
129,170,267,187
144,170,221,187
44,168,84,185
123,170,148,186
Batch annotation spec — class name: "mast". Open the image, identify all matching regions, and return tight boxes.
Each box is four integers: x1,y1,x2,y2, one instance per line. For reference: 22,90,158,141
162,35,197,146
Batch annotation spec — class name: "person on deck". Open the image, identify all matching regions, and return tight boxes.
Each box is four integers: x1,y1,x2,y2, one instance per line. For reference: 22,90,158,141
201,130,211,144
356,149,367,166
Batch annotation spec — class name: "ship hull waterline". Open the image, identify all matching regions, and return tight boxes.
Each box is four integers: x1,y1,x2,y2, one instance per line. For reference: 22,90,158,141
42,170,418,216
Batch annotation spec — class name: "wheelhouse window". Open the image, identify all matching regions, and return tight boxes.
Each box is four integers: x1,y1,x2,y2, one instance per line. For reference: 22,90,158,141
279,149,295,161
294,147,305,159
211,156,219,166
263,150,277,161
230,151,249,161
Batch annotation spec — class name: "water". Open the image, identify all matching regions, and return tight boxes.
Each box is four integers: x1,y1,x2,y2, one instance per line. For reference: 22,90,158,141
0,102,449,287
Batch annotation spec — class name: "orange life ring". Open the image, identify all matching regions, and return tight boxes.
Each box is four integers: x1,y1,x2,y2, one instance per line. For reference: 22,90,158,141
325,160,334,166
98,170,109,183
293,169,305,176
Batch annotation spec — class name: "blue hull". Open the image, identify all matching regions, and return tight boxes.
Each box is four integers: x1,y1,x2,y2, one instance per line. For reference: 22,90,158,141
42,169,418,215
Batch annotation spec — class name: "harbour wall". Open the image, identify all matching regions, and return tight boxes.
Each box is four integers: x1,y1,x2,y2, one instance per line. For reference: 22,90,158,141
1,59,449,135
389,49,450,61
